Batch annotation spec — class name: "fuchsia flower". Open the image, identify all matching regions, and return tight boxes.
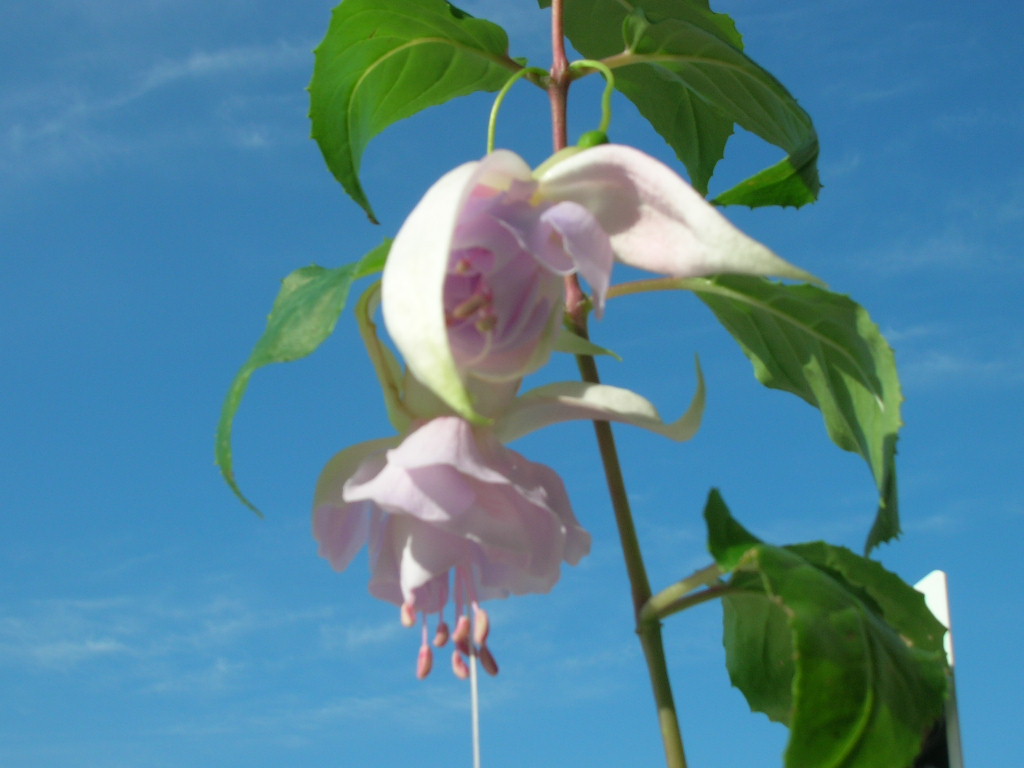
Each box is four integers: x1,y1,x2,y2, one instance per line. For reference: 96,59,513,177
315,145,816,678
314,416,589,678
314,341,707,678
382,144,816,421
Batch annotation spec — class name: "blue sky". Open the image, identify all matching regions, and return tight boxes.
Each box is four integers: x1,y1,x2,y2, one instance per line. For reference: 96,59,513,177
2,1,1021,766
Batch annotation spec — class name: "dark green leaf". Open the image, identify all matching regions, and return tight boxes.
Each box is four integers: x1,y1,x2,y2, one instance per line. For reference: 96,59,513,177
787,542,946,653
704,487,761,570
707,495,948,768
557,0,819,204
310,0,517,221
691,276,902,551
723,588,795,723
555,0,735,195
215,241,390,513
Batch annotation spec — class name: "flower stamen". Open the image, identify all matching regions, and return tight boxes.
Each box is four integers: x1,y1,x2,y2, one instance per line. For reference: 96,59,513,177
433,618,451,647
451,292,490,320
416,622,434,679
452,649,470,679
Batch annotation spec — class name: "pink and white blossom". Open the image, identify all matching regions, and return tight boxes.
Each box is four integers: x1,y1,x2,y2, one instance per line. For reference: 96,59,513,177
382,144,816,420
314,416,589,678
313,347,706,678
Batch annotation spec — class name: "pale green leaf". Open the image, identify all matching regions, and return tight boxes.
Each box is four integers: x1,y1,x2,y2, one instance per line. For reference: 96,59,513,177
310,0,518,221
554,327,622,360
215,241,390,513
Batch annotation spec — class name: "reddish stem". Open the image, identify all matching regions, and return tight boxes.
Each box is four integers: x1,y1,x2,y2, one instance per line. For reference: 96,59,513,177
549,0,570,151
548,5,688,767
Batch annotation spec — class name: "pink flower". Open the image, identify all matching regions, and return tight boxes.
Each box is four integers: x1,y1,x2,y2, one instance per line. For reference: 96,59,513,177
382,145,816,421
443,174,610,384
318,281,709,678
314,416,589,678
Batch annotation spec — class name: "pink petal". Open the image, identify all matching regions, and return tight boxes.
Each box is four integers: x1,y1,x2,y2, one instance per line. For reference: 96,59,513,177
535,201,613,315
382,150,534,421
343,417,591,606
538,144,818,283
312,438,397,572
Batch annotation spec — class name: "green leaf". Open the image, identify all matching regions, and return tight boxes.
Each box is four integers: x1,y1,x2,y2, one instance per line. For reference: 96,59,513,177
556,1,819,205
554,327,622,360
706,494,948,768
723,587,795,723
215,241,390,513
310,0,518,222
786,542,947,654
705,487,760,570
713,139,821,208
690,275,902,551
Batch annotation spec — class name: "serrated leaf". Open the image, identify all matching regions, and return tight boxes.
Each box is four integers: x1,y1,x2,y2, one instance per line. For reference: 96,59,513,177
713,139,821,208
556,1,819,205
554,0,736,195
310,0,518,222
787,541,947,654
707,495,948,768
690,275,902,551
216,241,390,513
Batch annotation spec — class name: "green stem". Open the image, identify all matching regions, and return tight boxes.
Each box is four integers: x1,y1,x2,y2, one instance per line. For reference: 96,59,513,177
641,565,727,624
569,315,689,768
568,59,615,135
487,67,548,153
607,277,693,301
551,4,687,766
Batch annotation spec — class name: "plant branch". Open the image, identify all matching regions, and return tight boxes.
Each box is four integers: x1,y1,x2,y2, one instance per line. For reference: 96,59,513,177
549,0,570,150
567,310,688,768
641,565,729,624
551,4,687,766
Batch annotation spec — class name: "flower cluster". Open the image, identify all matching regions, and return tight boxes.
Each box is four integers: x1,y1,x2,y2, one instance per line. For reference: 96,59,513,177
314,144,813,678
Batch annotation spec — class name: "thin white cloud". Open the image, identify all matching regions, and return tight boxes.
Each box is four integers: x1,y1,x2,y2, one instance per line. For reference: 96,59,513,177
900,349,1024,389
319,618,404,652
0,40,311,179
154,683,473,741
822,150,863,179
133,41,311,100
867,229,986,273
147,656,245,694
846,80,925,105
28,637,131,667
882,323,945,344
0,592,335,689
